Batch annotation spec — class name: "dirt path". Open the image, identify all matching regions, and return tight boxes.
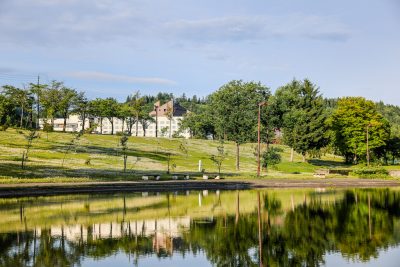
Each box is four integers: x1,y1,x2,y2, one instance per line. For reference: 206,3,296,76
0,178,399,197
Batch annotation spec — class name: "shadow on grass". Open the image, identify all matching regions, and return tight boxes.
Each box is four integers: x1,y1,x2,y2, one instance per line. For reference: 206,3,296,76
0,161,243,181
308,159,349,168
45,144,172,162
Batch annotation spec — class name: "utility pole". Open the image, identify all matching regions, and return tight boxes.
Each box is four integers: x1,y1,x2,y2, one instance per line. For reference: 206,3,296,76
366,123,371,166
36,75,40,129
154,102,159,138
257,102,267,177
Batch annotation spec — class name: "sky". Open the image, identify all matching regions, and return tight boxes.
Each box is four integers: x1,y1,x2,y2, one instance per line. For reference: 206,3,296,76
0,0,399,104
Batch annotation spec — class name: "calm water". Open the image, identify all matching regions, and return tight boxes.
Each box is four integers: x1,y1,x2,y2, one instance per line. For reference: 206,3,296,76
1,188,400,267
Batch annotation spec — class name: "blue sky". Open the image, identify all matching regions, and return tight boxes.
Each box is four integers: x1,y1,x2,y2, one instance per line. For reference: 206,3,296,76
0,0,399,104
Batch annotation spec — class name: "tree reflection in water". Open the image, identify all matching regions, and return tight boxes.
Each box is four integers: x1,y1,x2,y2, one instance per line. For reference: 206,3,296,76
1,189,400,267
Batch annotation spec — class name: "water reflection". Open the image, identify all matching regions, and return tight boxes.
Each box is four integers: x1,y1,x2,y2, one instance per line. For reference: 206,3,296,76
1,188,400,266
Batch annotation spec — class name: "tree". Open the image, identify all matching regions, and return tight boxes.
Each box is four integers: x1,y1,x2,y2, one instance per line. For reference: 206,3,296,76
58,87,78,132
209,80,270,170
2,85,32,128
73,93,90,132
90,98,108,133
165,102,174,138
261,147,282,171
210,140,227,176
139,113,154,137
21,129,38,169
41,81,63,128
282,79,329,161
127,93,145,136
330,97,390,164
29,81,47,129
103,98,119,135
179,106,216,139
120,134,129,172
116,103,131,133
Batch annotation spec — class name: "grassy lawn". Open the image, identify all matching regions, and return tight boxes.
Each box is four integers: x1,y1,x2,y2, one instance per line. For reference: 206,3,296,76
0,128,374,183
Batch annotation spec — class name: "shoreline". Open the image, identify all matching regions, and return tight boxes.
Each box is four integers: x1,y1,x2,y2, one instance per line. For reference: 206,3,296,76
0,178,399,197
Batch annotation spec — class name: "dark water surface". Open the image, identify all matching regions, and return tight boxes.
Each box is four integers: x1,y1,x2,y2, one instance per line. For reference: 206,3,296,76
1,188,400,266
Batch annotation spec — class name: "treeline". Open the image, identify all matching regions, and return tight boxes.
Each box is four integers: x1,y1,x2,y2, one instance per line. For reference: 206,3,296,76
179,79,400,167
0,81,204,135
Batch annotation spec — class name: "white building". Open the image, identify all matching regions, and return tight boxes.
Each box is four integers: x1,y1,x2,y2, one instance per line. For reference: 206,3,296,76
39,100,190,138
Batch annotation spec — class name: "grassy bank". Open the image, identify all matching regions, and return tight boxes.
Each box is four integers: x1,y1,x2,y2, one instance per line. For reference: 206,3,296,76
0,128,368,183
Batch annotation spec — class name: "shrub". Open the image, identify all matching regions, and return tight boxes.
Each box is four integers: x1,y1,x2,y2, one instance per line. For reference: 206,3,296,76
262,147,283,170
350,167,389,178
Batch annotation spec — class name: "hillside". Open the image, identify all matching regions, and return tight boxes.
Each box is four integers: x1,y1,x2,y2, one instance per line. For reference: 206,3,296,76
0,129,346,183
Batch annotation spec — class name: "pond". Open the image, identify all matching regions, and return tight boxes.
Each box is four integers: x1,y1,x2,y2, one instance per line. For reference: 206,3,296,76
1,188,400,266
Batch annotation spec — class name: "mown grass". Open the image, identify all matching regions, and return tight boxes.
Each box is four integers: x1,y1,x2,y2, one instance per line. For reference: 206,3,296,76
0,128,362,183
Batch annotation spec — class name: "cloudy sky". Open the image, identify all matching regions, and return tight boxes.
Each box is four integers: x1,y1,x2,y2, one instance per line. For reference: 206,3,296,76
0,0,399,103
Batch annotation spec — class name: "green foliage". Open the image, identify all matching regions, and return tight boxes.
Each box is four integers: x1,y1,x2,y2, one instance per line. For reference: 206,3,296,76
350,167,389,178
276,79,329,158
209,80,270,170
262,147,282,170
330,97,390,164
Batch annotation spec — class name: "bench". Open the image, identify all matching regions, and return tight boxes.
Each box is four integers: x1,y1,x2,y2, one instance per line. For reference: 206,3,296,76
171,174,190,180
142,174,161,181
314,169,329,178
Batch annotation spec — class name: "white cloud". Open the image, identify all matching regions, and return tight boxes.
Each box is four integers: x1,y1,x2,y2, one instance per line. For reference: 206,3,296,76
164,15,350,43
64,71,177,86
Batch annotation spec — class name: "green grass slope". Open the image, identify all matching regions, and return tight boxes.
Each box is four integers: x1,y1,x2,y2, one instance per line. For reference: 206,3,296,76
0,128,346,183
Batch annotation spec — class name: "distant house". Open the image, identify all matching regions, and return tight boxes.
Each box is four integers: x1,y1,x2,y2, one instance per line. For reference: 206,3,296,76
131,100,189,138
39,100,190,138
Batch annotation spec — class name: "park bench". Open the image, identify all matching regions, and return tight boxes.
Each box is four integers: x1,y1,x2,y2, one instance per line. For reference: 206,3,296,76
202,173,221,180
171,174,190,180
142,174,161,181
313,169,329,178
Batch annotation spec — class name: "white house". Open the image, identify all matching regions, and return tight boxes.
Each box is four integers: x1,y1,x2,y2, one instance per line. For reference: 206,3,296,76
39,100,190,138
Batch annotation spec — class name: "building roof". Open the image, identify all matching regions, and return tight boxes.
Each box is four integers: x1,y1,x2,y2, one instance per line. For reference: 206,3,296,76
149,100,187,117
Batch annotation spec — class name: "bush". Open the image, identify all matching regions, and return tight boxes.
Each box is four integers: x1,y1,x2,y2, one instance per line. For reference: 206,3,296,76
262,147,283,170
351,167,389,178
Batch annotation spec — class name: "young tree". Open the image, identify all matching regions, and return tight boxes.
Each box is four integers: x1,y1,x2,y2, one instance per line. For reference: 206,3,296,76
210,140,227,176
261,147,282,171
330,97,390,164
120,134,129,172
21,130,38,169
209,80,270,170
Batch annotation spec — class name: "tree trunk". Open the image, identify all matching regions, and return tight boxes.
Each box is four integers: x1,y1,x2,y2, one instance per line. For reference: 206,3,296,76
20,105,24,128
136,115,139,136
169,119,172,138
302,153,306,162
110,118,114,135
100,118,103,134
290,147,294,162
236,142,240,171
81,113,86,132
63,115,67,132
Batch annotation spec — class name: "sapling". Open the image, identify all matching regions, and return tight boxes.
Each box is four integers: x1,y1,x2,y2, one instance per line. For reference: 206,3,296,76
210,140,227,176
21,130,38,169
